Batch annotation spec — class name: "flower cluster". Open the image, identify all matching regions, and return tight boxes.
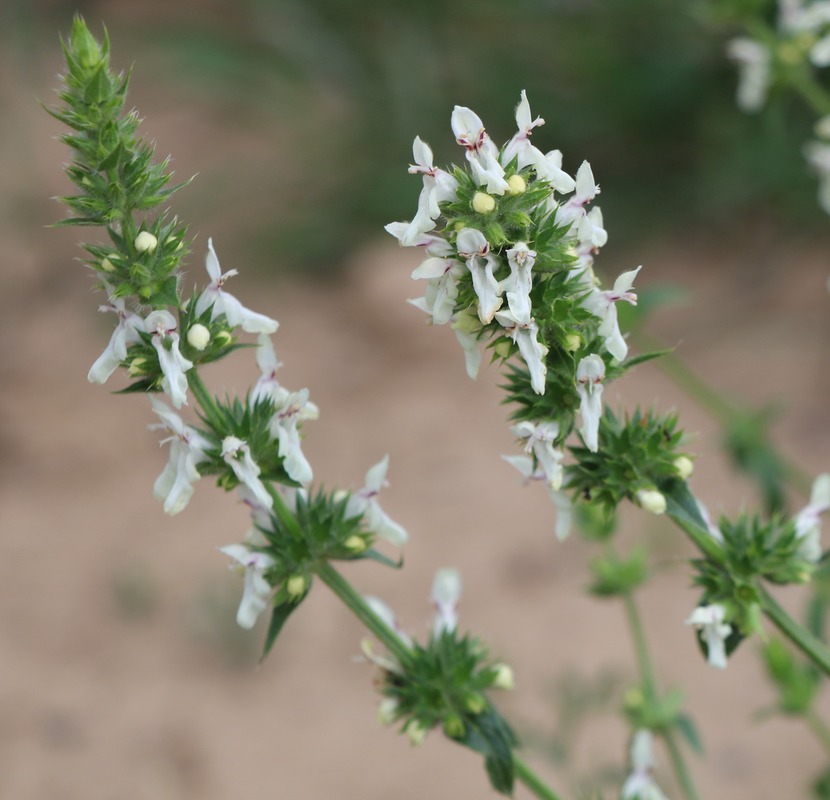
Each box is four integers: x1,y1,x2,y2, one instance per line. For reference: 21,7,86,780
388,91,653,537
726,0,830,212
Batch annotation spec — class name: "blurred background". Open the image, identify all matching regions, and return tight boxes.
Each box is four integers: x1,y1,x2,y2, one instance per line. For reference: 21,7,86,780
4,1,830,799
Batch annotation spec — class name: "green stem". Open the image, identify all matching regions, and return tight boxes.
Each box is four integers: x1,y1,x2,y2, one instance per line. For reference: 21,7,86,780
512,753,564,800
758,584,830,677
621,587,700,800
315,561,414,666
187,369,224,431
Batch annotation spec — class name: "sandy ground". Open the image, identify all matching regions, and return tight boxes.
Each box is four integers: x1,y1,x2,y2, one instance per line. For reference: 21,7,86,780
5,38,830,800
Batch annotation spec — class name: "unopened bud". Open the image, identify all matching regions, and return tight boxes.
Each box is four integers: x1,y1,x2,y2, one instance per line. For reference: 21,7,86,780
134,231,158,254
636,488,666,515
405,720,428,746
472,192,496,214
71,18,103,70
494,339,512,359
128,357,148,377
214,330,233,347
463,692,486,715
491,663,515,691
286,574,307,599
673,456,694,480
376,698,399,726
817,115,830,140
506,174,527,195
443,714,465,738
344,535,368,553
186,323,211,351
100,257,115,273
450,306,481,335
165,235,184,252
564,333,581,352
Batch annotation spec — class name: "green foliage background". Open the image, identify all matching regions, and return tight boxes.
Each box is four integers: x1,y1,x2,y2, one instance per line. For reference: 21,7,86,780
4,0,826,272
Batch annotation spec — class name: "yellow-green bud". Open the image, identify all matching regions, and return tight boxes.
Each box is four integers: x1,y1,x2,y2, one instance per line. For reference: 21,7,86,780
450,306,481,335
135,231,158,254
491,663,515,691
100,257,115,273
624,686,645,712
494,339,512,359
405,720,428,746
463,692,486,715
636,488,666,515
564,333,581,352
472,191,496,214
186,324,211,351
344,535,368,553
165,235,184,252
817,115,830,140
214,330,233,347
286,575,307,599
443,714,466,739
673,456,694,481
128,357,148,377
506,174,527,195
376,698,399,726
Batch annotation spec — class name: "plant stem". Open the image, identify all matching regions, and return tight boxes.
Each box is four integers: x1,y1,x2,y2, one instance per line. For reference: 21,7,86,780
758,584,830,677
512,753,564,800
621,587,700,800
187,369,224,430
315,561,414,666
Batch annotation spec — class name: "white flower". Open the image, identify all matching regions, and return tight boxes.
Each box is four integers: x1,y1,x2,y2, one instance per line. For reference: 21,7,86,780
346,455,408,547
685,603,732,669
456,227,504,323
250,333,288,406
540,149,577,195
502,455,572,540
87,288,144,383
219,543,276,629
431,568,462,637
500,242,536,324
726,38,771,112
511,421,563,490
583,266,641,363
195,239,279,334
495,310,548,395
270,389,318,486
621,730,669,800
451,106,510,194
144,310,193,409
397,137,459,245
794,473,830,562
410,256,465,325
577,205,607,250
554,160,600,228
576,354,606,452
149,396,211,515
221,435,273,510
451,311,483,380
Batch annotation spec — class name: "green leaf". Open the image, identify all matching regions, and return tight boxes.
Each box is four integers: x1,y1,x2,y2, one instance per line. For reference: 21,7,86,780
674,712,704,755
362,548,403,569
454,707,518,796
261,596,304,662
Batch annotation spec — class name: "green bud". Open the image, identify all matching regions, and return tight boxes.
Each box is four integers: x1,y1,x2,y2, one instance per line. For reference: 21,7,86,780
70,17,103,70
463,692,486,715
214,330,233,347
344,535,368,553
376,698,399,726
506,174,526,195
286,575,307,599
405,719,428,746
673,456,694,480
128,357,148,377
494,339,512,359
472,191,496,214
443,714,466,738
491,663,515,691
100,257,115,273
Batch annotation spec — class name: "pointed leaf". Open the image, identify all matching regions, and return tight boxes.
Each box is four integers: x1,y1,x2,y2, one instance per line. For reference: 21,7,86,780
261,595,305,662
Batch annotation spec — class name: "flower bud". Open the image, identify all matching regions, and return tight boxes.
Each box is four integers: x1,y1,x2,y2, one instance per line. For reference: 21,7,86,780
100,257,115,273
564,333,581,352
71,18,103,70
472,192,496,214
376,698,399,726
506,174,527,195
214,330,233,347
443,714,466,739
494,339,512,358
165,235,184,252
636,488,666,515
450,306,481,335
128,357,148,377
344,535,368,553
134,231,158,254
491,663,515,691
405,720,428,746
286,574,307,599
186,323,211,351
673,456,694,480
817,115,830,140
463,692,486,715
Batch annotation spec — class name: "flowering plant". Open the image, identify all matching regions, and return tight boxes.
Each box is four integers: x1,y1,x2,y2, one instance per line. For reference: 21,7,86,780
49,16,830,800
